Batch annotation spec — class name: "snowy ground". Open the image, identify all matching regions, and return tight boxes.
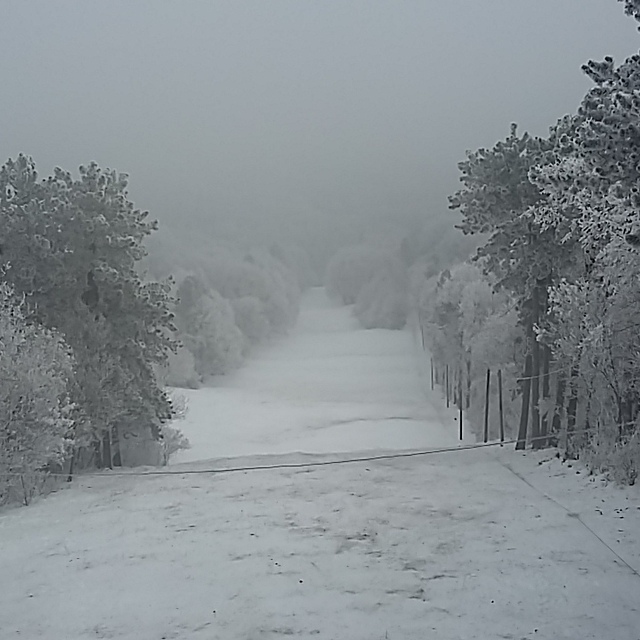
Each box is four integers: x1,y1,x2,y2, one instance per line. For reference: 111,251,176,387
1,288,639,640
172,287,461,461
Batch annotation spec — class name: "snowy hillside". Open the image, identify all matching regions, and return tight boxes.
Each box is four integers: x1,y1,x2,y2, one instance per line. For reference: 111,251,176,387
172,287,460,462
0,289,638,640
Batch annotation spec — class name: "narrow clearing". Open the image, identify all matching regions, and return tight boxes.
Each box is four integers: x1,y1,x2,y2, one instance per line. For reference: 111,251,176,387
173,287,458,461
1,289,639,640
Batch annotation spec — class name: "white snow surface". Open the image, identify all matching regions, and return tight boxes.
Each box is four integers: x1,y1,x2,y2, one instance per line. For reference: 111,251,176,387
1,288,639,640
173,287,460,461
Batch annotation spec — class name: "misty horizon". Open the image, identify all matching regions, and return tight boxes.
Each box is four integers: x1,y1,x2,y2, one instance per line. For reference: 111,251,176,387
1,1,639,247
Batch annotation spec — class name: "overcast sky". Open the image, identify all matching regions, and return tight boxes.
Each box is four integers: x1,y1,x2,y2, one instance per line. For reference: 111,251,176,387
1,1,639,247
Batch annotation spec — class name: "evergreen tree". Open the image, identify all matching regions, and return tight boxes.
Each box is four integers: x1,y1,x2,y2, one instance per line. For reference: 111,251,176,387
0,157,176,468
620,0,640,23
449,126,569,448
0,283,74,503
175,275,244,378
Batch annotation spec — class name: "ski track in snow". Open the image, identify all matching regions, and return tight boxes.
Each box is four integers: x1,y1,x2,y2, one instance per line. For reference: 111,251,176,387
1,288,639,640
171,287,461,462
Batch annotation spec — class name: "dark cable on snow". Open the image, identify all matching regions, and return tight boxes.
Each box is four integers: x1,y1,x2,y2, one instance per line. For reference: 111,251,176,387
0,427,597,479
6,428,639,579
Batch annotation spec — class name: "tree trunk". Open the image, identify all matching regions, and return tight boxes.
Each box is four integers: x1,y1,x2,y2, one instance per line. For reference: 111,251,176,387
101,429,113,469
516,354,533,450
551,373,566,448
620,397,634,438
566,366,579,459
539,345,551,448
67,449,76,483
112,425,122,467
93,437,103,469
530,286,542,450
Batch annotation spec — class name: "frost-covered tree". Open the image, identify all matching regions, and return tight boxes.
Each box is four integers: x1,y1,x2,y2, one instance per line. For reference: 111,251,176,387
619,0,640,23
250,250,301,333
325,243,411,329
450,125,552,290
532,52,640,261
158,392,190,465
432,0,640,472
0,157,176,468
526,12,640,473
175,275,244,378
449,126,570,447
202,251,300,337
414,263,522,440
539,249,640,483
231,296,271,344
162,345,200,389
354,258,409,330
0,283,75,504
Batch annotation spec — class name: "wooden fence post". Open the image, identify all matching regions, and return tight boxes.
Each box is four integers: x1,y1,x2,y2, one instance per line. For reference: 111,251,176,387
458,372,463,440
483,368,491,443
516,354,533,450
498,368,504,444
453,368,457,405
446,364,450,408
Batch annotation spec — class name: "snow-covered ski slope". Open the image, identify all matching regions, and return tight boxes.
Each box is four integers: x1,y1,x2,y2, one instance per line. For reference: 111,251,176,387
172,287,460,463
1,288,639,640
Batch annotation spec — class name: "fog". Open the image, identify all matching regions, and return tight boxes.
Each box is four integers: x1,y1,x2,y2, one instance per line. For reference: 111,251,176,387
3,5,640,636
1,1,638,252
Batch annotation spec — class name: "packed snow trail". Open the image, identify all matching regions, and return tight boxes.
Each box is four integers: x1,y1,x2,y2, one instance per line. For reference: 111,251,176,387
173,287,460,462
1,450,639,639
1,288,639,639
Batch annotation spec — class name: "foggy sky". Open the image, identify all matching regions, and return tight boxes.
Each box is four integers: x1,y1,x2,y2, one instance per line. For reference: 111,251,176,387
1,1,639,247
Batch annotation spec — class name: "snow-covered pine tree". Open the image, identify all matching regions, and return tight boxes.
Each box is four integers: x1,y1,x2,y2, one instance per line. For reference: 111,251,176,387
0,157,176,468
449,126,567,448
530,32,640,475
619,0,640,23
175,275,244,378
0,283,75,504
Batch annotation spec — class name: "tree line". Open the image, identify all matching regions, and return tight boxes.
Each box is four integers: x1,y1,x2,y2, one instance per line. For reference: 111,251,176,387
423,0,640,483
0,157,177,503
151,244,304,389
0,156,304,506
329,0,640,484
